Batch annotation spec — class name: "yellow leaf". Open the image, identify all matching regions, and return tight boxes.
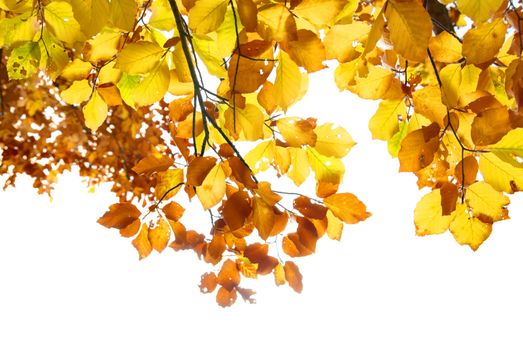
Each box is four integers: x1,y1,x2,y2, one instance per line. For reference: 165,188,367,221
110,0,138,32
456,0,505,22
68,0,110,37
324,22,370,62
237,256,258,279
314,123,355,158
84,31,121,64
83,90,108,131
188,0,228,34
274,51,308,111
462,18,506,64
98,61,122,84
368,99,406,141
155,168,184,200
60,79,92,105
281,29,326,73
412,86,447,126
60,59,93,81
385,0,432,62
258,4,296,42
274,263,286,286
439,63,461,108
287,147,310,186
44,1,83,45
117,41,165,74
323,193,371,224
192,34,227,78
245,140,275,174
276,117,317,147
465,182,509,222
487,128,523,158
132,224,153,259
148,219,171,253
293,0,347,28
196,164,226,209
450,204,493,251
414,189,452,236
429,31,463,63
348,64,402,100
326,210,344,240
481,154,523,195
306,147,344,197
235,104,265,141
363,8,385,56
132,61,170,106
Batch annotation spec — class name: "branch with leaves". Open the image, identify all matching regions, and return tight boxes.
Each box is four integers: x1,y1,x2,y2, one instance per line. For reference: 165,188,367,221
1,0,523,306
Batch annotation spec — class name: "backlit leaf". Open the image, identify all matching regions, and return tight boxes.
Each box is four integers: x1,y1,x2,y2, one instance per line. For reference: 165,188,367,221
117,41,165,74
97,203,141,229
385,0,432,62
284,261,303,293
323,193,371,224
132,224,152,259
196,163,226,209
83,90,108,131
188,0,228,34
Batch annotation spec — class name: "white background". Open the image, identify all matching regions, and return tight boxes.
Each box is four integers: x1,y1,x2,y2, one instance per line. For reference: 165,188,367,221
1,70,523,349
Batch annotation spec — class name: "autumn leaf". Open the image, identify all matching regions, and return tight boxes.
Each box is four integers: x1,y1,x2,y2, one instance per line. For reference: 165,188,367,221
98,203,141,229
323,193,371,224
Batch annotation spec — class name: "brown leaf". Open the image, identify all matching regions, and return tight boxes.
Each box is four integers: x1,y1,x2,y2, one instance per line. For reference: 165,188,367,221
228,157,258,190
440,182,458,216
293,196,327,219
222,191,252,231
455,156,479,186
244,243,279,275
98,203,141,229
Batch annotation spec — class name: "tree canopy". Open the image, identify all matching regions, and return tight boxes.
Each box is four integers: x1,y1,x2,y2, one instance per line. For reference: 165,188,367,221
0,0,522,306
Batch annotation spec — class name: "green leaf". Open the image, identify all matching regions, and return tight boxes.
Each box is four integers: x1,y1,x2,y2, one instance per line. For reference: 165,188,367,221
7,41,40,79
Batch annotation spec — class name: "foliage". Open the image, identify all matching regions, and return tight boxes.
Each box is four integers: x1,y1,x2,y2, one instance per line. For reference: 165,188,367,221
0,0,522,306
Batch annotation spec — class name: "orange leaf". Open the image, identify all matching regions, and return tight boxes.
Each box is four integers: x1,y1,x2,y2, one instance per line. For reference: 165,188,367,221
148,218,171,253
119,218,141,238
132,224,152,260
455,156,479,186
216,286,237,307
323,193,371,224
398,123,440,172
132,154,173,175
162,201,185,221
186,156,216,186
199,272,218,293
97,203,141,229
284,261,303,293
217,259,241,291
